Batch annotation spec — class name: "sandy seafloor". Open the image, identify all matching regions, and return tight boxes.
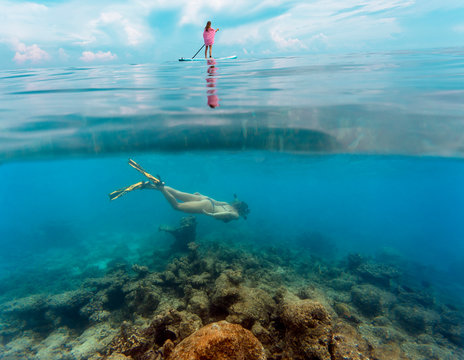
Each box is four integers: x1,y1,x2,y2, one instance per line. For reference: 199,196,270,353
0,153,463,360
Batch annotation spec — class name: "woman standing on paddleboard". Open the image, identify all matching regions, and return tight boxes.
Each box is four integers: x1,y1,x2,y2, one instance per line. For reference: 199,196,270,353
203,21,219,58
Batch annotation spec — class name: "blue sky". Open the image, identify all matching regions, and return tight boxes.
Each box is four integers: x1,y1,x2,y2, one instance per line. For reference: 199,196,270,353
0,0,463,68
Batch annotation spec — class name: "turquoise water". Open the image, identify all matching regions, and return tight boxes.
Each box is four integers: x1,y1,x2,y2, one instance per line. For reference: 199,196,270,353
1,50,464,358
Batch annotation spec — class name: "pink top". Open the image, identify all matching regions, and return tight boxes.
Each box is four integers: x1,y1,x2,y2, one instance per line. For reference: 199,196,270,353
203,28,216,46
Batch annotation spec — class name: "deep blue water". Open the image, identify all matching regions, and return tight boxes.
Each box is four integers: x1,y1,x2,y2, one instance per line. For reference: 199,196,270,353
1,50,464,303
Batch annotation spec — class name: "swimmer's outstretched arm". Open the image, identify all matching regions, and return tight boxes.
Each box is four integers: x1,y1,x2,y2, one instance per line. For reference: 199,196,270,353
203,209,238,221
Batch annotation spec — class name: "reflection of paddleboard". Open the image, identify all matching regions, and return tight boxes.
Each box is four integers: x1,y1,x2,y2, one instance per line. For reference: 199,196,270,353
179,55,237,62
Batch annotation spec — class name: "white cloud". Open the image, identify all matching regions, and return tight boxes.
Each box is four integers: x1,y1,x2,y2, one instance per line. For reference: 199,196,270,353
309,33,329,50
220,0,412,52
12,40,50,63
454,24,464,33
89,11,145,46
271,30,307,50
80,50,117,62
58,48,70,60
0,0,152,48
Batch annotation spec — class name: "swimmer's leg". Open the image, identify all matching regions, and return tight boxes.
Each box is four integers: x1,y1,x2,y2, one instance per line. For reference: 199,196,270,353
163,186,204,202
141,182,203,202
160,187,210,213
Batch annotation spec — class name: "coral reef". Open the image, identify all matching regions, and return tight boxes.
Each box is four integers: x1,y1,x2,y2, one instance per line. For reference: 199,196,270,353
0,222,463,360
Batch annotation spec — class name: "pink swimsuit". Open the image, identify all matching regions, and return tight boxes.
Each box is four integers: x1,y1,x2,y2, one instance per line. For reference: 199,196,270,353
203,28,216,46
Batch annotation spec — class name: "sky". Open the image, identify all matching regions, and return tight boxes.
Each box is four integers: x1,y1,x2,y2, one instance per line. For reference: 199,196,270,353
0,0,463,68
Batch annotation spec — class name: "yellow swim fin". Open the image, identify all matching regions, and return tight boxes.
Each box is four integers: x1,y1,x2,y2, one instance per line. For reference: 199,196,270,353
128,159,162,185
109,181,144,201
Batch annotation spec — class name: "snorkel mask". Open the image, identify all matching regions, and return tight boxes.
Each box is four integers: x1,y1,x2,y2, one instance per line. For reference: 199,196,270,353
232,194,250,220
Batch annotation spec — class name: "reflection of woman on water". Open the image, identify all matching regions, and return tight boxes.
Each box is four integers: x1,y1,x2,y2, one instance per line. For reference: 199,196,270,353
109,160,250,223
206,59,219,108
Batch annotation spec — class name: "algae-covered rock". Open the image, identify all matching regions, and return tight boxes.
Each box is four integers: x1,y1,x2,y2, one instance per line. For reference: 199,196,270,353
186,290,210,319
393,305,427,334
211,271,242,308
355,263,400,288
397,285,435,307
1,289,93,332
71,323,117,360
370,344,410,360
144,309,203,346
329,278,355,291
334,302,360,324
159,216,197,252
351,285,383,317
226,287,275,328
106,354,132,360
434,309,464,345
105,322,152,358
167,321,266,360
210,269,275,329
123,282,161,317
188,272,211,288
281,298,331,330
347,253,365,270
330,323,371,360
131,264,149,279
279,292,332,360
358,323,406,346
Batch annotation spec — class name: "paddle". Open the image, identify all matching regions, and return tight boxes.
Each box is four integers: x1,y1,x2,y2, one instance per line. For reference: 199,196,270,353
191,44,205,60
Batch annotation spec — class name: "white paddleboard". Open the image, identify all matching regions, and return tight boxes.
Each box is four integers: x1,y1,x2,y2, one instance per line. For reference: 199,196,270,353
179,55,237,62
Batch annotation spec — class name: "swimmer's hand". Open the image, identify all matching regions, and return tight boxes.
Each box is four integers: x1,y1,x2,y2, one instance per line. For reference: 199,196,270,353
216,28,219,32
203,210,238,221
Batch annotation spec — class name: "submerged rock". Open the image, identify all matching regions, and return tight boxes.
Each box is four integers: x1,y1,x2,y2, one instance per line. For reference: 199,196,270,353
396,285,435,307
351,285,384,317
210,269,276,329
159,216,197,252
166,321,266,360
281,298,331,331
226,287,275,329
144,309,203,347
393,305,427,334
330,323,372,360
434,309,464,345
186,289,210,319
334,302,360,324
105,322,152,358
347,253,365,271
355,263,400,288
279,292,332,360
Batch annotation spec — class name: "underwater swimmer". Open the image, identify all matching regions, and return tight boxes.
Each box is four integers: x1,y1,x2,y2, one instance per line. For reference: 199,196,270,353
142,182,249,222
109,159,249,223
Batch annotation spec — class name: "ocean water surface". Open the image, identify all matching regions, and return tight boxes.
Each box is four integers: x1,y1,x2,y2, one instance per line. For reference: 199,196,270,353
0,50,463,359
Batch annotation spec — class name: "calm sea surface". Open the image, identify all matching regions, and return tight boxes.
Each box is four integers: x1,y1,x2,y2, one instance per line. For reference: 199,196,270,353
1,50,464,160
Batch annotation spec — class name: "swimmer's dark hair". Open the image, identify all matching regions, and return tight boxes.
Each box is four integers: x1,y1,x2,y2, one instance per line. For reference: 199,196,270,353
231,194,250,220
